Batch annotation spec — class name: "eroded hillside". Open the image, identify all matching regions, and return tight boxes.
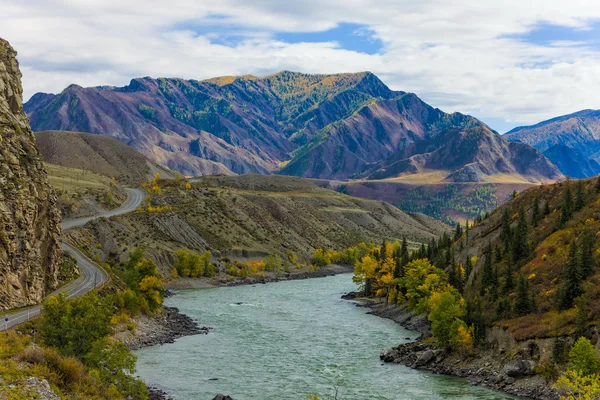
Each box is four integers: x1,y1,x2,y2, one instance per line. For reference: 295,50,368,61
66,174,449,276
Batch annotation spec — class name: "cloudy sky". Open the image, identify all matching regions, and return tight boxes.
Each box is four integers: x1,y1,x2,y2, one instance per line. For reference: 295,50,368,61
2,1,600,132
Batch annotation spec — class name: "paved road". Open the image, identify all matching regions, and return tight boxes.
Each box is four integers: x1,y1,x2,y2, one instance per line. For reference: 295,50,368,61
0,188,146,331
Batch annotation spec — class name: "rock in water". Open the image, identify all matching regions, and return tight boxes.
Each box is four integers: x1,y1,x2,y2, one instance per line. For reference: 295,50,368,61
0,38,61,310
213,395,233,400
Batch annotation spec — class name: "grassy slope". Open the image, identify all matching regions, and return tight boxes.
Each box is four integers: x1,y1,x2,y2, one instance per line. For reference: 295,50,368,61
35,130,174,186
66,175,450,277
45,162,127,219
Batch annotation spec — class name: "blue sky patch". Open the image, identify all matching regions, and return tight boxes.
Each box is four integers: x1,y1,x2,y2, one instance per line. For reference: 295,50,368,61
505,21,600,47
274,23,383,55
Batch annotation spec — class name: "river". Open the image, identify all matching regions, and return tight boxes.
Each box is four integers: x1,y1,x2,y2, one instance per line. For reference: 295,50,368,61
135,274,516,400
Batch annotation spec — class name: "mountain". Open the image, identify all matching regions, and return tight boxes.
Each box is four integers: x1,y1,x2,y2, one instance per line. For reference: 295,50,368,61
67,174,450,275
35,130,174,185
542,144,600,179
24,71,561,185
0,39,62,310
505,109,600,178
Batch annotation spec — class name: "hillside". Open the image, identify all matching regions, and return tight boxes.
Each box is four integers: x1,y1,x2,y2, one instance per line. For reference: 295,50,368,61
66,174,450,276
454,176,600,341
505,109,600,178
24,71,561,186
0,39,62,310
35,130,174,185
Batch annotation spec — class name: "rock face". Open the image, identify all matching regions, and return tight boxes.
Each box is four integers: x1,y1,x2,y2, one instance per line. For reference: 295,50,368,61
0,38,62,310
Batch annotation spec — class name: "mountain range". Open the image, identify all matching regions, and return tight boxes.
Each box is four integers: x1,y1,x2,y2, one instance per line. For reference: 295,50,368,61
505,109,600,178
24,71,562,185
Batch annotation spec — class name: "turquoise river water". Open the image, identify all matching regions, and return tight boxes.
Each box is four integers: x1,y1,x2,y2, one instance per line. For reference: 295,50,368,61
135,274,516,400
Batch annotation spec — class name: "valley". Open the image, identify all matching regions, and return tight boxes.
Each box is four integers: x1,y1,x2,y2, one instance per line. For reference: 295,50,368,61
1,17,600,399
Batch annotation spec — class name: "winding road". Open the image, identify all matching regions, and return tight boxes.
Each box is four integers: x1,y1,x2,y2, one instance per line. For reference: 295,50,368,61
0,188,146,331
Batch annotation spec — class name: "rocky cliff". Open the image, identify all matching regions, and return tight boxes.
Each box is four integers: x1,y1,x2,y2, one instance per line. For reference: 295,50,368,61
0,38,62,310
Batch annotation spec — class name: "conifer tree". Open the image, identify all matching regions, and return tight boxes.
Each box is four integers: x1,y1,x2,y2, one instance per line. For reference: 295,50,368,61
559,242,582,310
503,259,514,294
465,220,470,245
501,208,512,251
543,200,551,217
596,175,600,193
512,205,529,263
531,197,540,227
560,179,573,226
401,237,409,265
575,180,585,212
579,225,596,279
515,274,531,315
482,243,494,291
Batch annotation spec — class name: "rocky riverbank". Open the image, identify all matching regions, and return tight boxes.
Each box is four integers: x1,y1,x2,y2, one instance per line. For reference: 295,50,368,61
116,306,210,350
345,295,559,400
380,342,558,400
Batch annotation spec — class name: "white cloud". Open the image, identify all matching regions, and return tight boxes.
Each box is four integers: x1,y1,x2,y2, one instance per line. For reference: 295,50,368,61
2,0,600,131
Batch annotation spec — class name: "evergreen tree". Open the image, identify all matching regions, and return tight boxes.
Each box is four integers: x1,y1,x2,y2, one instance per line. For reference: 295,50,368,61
401,237,409,265
512,205,529,263
596,175,600,193
503,259,514,294
514,274,531,315
494,245,503,263
454,223,463,242
482,243,494,291
531,197,540,227
560,179,573,226
501,208,512,251
559,241,582,310
543,200,551,217
580,225,596,278
575,180,585,211
465,220,470,245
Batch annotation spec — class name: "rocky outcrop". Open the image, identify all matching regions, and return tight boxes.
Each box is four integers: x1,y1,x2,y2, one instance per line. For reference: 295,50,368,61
0,38,62,310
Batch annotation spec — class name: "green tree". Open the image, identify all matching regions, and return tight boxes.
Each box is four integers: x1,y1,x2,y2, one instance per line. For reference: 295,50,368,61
575,180,585,212
427,289,466,349
580,225,596,278
503,259,514,294
41,291,112,358
512,205,529,263
569,337,600,376
560,179,574,226
501,208,512,251
559,242,582,310
531,197,540,227
85,338,149,399
264,254,283,271
514,275,531,315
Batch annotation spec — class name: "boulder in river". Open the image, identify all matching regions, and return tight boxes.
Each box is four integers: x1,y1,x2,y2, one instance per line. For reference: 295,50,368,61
213,395,233,400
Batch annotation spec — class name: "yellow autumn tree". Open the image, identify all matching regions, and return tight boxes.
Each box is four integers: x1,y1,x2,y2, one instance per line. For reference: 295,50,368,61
555,370,600,400
353,255,379,296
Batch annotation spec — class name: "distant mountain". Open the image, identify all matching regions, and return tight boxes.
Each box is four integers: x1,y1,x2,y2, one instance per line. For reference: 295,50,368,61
35,130,174,185
25,71,561,184
542,144,600,179
505,109,600,178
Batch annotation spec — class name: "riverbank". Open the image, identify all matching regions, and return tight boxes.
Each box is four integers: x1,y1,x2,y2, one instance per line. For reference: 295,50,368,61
353,297,558,400
165,264,354,290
